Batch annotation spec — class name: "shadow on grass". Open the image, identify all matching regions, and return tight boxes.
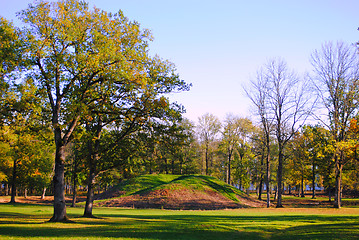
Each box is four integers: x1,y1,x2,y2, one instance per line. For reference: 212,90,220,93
0,209,359,240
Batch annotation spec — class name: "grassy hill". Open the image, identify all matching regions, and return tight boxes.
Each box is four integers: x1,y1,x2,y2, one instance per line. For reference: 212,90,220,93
95,174,265,209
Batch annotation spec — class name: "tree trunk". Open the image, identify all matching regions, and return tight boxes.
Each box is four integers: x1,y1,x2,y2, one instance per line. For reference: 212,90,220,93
205,144,209,175
328,187,332,202
301,168,305,197
334,156,343,208
71,158,78,207
71,179,77,208
10,159,17,203
266,148,271,208
49,142,68,222
258,152,264,201
84,167,96,217
84,118,102,217
312,164,316,199
227,152,232,185
258,178,263,200
276,148,283,208
41,187,47,199
24,188,27,198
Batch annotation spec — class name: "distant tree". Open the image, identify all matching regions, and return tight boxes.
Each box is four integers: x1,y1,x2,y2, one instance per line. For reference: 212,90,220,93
310,41,359,208
0,79,54,203
197,113,221,175
220,115,241,184
220,115,254,185
287,131,309,197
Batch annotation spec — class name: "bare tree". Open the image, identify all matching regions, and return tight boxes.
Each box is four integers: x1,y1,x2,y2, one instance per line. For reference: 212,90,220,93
197,113,221,175
246,58,310,208
310,41,359,208
245,68,273,208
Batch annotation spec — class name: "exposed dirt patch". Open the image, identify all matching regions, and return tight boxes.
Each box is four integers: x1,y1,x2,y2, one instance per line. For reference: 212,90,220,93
282,197,332,208
0,196,86,205
96,187,266,209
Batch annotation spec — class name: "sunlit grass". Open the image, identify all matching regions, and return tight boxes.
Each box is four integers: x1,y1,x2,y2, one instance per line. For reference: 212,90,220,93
0,203,359,239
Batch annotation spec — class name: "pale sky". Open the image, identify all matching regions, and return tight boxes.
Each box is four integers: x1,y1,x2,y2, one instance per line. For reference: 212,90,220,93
1,0,358,123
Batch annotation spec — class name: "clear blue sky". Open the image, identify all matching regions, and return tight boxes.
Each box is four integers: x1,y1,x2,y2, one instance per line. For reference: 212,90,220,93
1,0,358,123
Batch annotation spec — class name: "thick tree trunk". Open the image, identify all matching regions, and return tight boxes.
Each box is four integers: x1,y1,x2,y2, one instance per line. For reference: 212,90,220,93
49,143,68,222
84,118,102,217
334,157,343,208
84,168,96,217
276,148,283,208
258,178,263,200
24,189,27,198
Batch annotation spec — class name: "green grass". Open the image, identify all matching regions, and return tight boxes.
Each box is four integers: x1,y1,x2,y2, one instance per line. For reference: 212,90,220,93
0,203,359,239
110,174,247,202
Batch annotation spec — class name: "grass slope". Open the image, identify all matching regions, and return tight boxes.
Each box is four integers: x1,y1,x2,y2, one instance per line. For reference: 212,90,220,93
95,174,264,209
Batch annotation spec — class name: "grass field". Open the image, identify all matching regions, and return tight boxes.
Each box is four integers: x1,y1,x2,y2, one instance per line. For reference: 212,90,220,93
0,203,359,240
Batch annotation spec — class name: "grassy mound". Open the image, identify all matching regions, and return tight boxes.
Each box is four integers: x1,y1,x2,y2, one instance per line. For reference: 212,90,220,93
95,174,265,209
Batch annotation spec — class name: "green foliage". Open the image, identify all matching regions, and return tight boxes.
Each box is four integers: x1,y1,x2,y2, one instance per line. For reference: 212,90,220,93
0,78,55,196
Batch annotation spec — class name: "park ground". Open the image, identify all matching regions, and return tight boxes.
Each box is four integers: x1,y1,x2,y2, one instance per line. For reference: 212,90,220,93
0,194,358,240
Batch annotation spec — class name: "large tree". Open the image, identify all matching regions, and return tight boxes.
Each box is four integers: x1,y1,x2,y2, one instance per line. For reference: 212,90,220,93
310,41,359,208
18,0,159,221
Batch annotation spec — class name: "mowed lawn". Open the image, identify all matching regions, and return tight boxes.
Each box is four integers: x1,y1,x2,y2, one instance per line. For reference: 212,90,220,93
0,203,358,240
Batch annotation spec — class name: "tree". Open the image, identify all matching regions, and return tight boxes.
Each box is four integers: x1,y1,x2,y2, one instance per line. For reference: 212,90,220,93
287,131,309,197
80,57,189,217
197,113,221,175
244,68,273,207
19,0,157,221
220,115,254,185
0,17,25,124
220,115,241,184
310,41,359,208
247,58,310,207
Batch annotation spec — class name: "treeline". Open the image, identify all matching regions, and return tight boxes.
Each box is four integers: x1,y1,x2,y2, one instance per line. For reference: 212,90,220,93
0,0,359,222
